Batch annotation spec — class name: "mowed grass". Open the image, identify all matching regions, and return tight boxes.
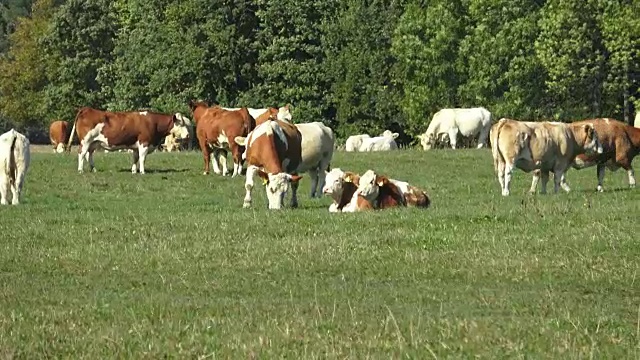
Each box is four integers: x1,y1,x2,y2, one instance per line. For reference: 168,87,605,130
1,148,640,359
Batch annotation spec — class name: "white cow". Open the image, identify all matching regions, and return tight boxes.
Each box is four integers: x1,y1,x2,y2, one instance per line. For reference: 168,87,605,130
358,130,399,152
295,122,335,198
345,134,370,152
418,107,492,150
0,129,30,205
635,113,640,129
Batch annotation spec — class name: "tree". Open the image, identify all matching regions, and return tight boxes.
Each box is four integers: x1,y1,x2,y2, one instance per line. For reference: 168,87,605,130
0,0,55,129
41,0,117,121
391,0,467,136
535,0,606,119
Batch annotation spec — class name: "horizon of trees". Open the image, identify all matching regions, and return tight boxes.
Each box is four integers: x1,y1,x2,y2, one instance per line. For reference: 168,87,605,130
0,0,638,144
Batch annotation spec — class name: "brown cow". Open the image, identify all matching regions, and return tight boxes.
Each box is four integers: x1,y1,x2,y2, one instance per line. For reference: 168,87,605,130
343,169,407,211
189,101,256,177
562,118,640,192
234,118,303,209
322,168,370,212
49,120,69,153
77,110,190,174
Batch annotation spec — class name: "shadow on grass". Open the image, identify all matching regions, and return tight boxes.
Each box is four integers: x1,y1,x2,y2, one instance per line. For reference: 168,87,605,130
117,168,191,174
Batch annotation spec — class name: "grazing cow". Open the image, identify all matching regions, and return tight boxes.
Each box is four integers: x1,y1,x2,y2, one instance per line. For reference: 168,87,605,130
322,168,365,212
162,113,194,151
0,129,30,205
358,130,399,152
49,120,69,153
234,119,303,209
490,118,603,196
189,101,256,177
562,118,640,192
418,107,492,150
345,134,370,152
78,111,190,174
295,122,335,197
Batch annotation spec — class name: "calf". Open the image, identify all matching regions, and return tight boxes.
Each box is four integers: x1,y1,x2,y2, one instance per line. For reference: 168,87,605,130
78,111,190,174
189,101,256,177
0,129,30,205
49,120,69,153
322,168,370,212
562,118,640,192
234,119,303,209
490,118,603,196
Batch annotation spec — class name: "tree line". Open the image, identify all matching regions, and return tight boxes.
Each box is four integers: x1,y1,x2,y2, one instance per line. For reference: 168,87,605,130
0,0,638,144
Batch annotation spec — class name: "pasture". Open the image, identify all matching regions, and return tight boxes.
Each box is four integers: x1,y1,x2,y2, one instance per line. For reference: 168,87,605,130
1,147,639,358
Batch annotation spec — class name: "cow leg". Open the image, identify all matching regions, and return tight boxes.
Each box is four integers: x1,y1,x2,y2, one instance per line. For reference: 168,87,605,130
596,164,606,192
290,177,300,208
131,150,140,173
559,173,571,192
540,170,550,194
627,167,636,188
553,169,566,194
10,174,23,205
243,165,257,208
231,147,243,178
88,149,97,173
448,129,458,149
137,144,149,175
496,159,506,194
529,170,541,194
0,174,9,205
502,162,515,196
477,126,490,149
211,149,222,175
308,168,319,198
218,150,229,176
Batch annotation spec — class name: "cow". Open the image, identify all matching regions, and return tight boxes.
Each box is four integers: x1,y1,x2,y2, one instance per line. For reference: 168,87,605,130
418,107,492,150
161,113,194,151
0,129,30,205
345,134,370,152
189,101,256,177
341,170,406,212
77,111,190,174
322,168,364,212
358,130,399,152
49,120,69,153
294,122,335,197
490,118,603,196
635,113,640,129
561,118,640,192
234,119,304,209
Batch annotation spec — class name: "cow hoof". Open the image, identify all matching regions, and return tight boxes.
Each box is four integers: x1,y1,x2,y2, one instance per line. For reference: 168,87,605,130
596,186,604,192
203,172,208,175
501,190,510,196
630,184,636,189
90,168,97,173
78,170,83,174
243,202,251,209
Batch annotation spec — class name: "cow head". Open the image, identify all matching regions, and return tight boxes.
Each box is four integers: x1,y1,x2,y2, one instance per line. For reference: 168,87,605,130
381,130,399,139
257,170,303,209
277,105,292,122
356,170,380,202
170,114,191,140
581,123,603,155
322,168,347,197
417,133,436,150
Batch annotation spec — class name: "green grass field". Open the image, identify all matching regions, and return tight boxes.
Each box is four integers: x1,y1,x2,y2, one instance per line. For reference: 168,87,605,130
1,148,639,358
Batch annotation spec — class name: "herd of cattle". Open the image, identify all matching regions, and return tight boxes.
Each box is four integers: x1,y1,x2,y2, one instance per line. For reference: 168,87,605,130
1,104,639,208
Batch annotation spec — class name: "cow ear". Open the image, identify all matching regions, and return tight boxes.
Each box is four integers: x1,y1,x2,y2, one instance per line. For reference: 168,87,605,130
288,174,303,183
344,174,352,183
392,133,399,139
583,124,594,137
235,136,246,146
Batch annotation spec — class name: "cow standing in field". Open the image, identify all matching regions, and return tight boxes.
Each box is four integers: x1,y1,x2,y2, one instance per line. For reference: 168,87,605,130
234,118,304,209
0,129,30,205
490,118,603,196
418,107,492,150
189,101,256,177
294,122,335,197
560,118,640,192
49,120,69,153
77,110,190,174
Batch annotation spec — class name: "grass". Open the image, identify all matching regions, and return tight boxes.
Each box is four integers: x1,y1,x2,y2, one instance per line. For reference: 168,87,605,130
1,147,639,358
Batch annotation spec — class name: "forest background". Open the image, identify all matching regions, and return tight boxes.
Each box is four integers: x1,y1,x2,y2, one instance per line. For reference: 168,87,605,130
0,0,638,144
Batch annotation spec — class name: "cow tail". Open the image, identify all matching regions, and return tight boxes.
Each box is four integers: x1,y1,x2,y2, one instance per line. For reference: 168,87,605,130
8,131,18,186
490,119,507,168
66,110,82,152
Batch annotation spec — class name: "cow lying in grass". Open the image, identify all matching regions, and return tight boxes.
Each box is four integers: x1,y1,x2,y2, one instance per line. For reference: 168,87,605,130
322,168,430,212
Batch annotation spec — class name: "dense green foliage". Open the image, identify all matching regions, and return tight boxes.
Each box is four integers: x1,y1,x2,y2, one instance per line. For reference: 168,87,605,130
1,148,639,357
0,0,638,139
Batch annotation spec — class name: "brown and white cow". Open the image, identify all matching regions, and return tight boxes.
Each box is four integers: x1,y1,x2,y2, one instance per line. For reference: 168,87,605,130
561,118,640,192
77,110,190,174
49,120,69,153
322,168,368,212
490,118,603,196
222,105,292,125
189,101,256,177
234,118,304,209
